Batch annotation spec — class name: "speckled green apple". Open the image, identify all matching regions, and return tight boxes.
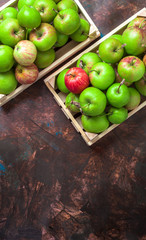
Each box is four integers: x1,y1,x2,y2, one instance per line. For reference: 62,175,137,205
33,0,57,23
29,23,57,51
65,92,80,112
0,7,18,20
0,70,17,95
0,18,25,47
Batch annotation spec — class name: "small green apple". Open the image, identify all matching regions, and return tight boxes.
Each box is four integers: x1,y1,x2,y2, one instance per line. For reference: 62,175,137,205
109,34,123,43
65,92,80,112
125,87,141,110
106,82,130,108
53,9,80,35
0,70,17,95
57,0,78,12
17,5,41,29
0,7,18,20
0,45,15,72
17,0,36,10
79,87,107,116
135,75,146,96
35,48,55,69
98,38,124,64
56,68,70,93
54,31,69,47
70,18,90,42
89,62,115,90
107,107,128,124
33,0,57,23
81,113,109,133
76,52,101,75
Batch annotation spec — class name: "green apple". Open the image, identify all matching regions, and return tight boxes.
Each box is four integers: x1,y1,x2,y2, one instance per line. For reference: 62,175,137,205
17,5,41,29
17,0,36,10
135,75,146,96
65,92,80,112
127,17,146,28
0,18,25,47
109,34,123,43
0,70,17,95
29,23,57,51
114,66,132,86
0,7,18,20
56,68,70,93
33,0,57,23
117,56,145,83
53,9,80,35
0,45,14,72
81,113,109,133
107,107,128,124
54,31,69,47
125,87,141,110
57,0,78,12
76,52,101,75
70,18,90,42
89,62,115,90
106,82,130,108
35,48,56,69
122,26,146,55
98,38,124,64
79,87,107,116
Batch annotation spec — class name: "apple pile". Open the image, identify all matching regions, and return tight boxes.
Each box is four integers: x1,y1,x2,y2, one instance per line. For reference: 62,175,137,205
0,0,91,95
56,16,146,134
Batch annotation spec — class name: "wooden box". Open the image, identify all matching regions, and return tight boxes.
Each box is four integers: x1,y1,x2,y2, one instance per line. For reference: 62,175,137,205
44,8,146,146
0,0,100,107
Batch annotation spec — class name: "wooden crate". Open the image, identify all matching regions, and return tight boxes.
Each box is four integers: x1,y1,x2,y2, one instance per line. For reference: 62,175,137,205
0,0,100,107
44,8,146,146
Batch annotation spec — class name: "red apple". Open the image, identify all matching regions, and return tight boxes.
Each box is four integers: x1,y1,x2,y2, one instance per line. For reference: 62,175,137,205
65,67,90,94
13,40,37,66
15,63,39,84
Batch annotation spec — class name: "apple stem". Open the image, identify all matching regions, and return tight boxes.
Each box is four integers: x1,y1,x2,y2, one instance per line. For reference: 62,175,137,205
66,73,76,77
26,28,29,40
130,57,136,66
139,19,146,29
115,44,126,52
117,79,125,93
53,8,63,19
79,60,84,69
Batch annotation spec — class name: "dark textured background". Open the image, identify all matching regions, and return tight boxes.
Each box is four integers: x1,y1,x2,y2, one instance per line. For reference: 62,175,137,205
0,0,146,239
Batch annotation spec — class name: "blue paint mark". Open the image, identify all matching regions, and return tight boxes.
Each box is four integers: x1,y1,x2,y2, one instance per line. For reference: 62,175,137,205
56,131,62,136
47,123,50,127
100,32,105,38
0,163,5,175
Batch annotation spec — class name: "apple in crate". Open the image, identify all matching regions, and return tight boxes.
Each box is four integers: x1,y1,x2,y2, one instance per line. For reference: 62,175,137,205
15,63,39,84
0,18,25,47
13,40,37,66
53,9,80,35
117,56,145,83
57,0,79,12
0,7,18,20
0,45,15,72
33,0,58,23
17,0,36,10
65,67,90,94
29,23,57,51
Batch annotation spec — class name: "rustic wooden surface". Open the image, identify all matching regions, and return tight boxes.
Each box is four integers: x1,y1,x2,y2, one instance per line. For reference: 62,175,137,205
0,1,146,240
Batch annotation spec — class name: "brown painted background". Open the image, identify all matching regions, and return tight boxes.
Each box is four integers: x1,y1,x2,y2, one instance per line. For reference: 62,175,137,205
0,0,146,239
